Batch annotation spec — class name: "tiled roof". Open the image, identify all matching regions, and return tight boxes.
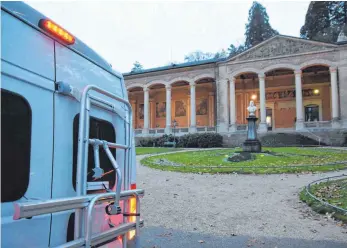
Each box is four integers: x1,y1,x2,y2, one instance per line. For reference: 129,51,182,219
123,57,227,76
123,35,340,76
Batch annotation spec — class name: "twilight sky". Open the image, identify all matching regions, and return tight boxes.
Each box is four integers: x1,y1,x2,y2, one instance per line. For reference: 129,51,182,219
27,1,310,73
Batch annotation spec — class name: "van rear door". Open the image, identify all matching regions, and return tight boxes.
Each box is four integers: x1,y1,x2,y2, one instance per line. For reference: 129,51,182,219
1,6,55,248
50,41,127,247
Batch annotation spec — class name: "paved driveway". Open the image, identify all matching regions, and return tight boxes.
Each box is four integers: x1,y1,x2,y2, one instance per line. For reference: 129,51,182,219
136,153,347,248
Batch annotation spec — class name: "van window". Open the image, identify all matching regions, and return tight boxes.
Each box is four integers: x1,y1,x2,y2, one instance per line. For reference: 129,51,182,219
73,115,116,190
1,90,32,202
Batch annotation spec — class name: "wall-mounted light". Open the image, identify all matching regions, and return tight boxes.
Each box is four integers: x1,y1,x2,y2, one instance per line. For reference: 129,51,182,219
251,94,257,100
313,89,319,95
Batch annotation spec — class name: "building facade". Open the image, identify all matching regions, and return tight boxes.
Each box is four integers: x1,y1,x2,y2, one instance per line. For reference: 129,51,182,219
124,35,347,139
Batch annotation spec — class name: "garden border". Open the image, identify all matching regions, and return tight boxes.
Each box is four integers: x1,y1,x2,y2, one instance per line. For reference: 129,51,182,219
140,148,347,174
304,174,347,214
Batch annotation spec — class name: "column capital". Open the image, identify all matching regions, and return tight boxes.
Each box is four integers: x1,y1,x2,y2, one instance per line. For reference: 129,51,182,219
294,70,302,75
165,85,172,91
189,81,196,87
329,66,337,73
143,86,149,92
230,77,236,83
218,78,229,84
258,73,265,79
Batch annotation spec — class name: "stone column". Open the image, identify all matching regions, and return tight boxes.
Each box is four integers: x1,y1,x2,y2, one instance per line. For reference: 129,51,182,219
339,66,347,128
189,82,197,133
208,92,215,127
218,78,229,133
149,98,155,129
330,67,340,128
258,73,267,132
130,99,137,129
143,87,149,134
229,77,237,132
187,94,191,127
295,70,304,130
165,85,172,134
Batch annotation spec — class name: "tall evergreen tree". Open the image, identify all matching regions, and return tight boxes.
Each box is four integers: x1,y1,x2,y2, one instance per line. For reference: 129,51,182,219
301,1,347,43
227,44,246,57
214,49,228,59
244,1,279,49
329,1,347,41
131,61,143,72
300,2,332,42
184,50,214,62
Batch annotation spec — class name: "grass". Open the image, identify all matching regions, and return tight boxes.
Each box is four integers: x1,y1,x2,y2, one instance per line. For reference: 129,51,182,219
141,147,347,174
136,147,182,155
300,178,347,223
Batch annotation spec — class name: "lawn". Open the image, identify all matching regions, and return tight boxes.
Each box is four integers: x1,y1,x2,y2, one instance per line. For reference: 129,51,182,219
300,177,347,223
141,147,347,174
136,147,182,155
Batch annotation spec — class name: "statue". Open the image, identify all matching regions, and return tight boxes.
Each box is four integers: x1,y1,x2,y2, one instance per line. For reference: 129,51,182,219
247,101,257,117
243,101,262,152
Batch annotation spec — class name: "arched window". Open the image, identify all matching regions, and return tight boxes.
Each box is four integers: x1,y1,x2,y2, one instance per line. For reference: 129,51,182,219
305,104,319,122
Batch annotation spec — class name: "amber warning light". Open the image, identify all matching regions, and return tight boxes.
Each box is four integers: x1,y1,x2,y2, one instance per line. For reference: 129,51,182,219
39,19,75,45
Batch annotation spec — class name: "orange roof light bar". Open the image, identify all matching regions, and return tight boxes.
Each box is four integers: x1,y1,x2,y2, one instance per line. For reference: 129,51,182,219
39,19,75,45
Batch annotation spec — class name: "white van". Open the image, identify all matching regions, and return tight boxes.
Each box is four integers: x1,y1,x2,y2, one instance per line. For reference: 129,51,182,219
1,2,143,247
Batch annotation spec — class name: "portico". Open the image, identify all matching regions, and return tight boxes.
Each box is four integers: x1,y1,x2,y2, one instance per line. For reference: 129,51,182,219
124,35,347,137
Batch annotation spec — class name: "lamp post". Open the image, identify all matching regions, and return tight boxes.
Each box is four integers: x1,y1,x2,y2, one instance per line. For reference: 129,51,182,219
173,119,177,148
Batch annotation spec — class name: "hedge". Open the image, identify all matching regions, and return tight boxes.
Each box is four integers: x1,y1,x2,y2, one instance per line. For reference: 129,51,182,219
137,133,223,148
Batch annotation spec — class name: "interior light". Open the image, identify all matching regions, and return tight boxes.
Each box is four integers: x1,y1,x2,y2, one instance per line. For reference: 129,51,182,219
251,94,257,100
39,19,75,45
313,89,320,95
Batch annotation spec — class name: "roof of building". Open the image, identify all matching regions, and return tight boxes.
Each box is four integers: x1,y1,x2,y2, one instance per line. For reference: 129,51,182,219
123,34,341,77
123,57,227,76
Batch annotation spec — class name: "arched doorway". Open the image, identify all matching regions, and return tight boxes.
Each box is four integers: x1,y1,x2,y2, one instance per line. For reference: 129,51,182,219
301,65,331,127
234,72,259,130
127,86,143,130
147,83,166,129
195,77,216,128
170,80,190,131
264,68,295,130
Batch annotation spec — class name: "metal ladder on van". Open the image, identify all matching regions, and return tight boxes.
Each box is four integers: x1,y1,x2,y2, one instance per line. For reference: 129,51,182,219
13,83,144,248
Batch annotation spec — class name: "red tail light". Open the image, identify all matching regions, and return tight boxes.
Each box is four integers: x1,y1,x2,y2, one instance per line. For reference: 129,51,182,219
39,19,75,45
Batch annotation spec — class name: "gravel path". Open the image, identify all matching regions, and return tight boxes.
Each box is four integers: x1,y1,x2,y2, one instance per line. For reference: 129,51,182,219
136,151,347,248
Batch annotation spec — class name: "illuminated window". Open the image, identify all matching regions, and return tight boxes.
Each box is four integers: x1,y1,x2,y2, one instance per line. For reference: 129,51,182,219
305,105,319,122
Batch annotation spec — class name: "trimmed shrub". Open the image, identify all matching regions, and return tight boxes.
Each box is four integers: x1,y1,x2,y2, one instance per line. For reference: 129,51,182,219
137,133,223,148
260,133,325,147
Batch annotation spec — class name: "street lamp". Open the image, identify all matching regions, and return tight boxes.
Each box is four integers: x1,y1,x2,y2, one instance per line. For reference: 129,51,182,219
172,119,177,148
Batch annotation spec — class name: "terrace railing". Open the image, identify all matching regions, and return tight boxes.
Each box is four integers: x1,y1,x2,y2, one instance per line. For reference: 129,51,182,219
304,121,331,129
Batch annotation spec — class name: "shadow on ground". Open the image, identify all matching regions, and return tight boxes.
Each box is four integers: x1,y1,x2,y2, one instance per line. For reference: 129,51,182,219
139,226,347,248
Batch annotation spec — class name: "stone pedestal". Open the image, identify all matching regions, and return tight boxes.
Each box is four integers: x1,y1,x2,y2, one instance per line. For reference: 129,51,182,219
243,140,262,152
189,126,197,133
332,118,341,129
243,116,262,152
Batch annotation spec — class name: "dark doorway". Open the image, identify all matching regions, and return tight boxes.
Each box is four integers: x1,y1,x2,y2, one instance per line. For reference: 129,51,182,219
266,108,273,131
305,105,319,122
